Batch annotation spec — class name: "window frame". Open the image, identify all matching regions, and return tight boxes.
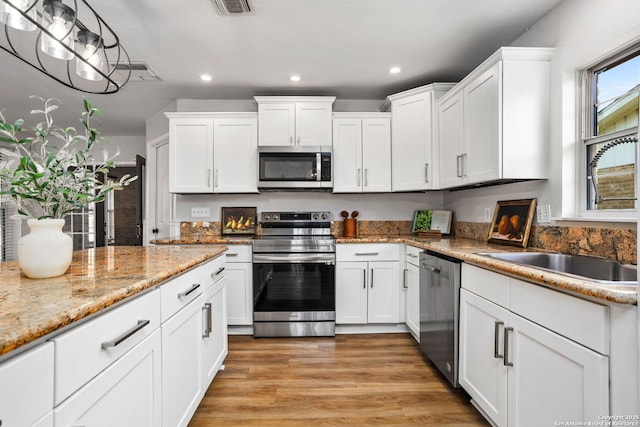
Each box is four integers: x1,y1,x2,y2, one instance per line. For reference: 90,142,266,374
578,44,640,221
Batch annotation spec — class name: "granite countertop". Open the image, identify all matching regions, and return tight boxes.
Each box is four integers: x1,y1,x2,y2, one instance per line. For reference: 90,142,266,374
337,235,637,305
152,237,253,245
0,245,226,359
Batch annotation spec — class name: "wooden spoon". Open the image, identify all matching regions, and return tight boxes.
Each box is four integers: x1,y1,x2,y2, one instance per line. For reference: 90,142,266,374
351,210,359,219
340,210,349,219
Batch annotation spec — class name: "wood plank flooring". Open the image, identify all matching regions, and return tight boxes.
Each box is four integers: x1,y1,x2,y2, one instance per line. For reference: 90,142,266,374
189,333,489,426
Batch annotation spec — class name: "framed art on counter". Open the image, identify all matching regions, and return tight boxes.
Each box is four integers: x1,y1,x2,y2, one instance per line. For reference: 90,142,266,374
221,207,257,235
488,199,537,247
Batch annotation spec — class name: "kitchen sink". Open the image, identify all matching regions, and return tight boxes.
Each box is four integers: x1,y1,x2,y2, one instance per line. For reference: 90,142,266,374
475,252,637,285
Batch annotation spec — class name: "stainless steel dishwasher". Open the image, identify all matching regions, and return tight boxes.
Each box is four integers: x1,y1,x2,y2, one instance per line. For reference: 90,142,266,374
419,250,462,387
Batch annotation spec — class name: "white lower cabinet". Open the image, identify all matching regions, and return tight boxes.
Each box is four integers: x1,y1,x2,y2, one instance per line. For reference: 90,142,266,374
404,245,421,341
219,245,253,326
54,330,162,427
161,293,204,427
0,342,54,427
336,244,401,325
201,275,228,388
459,265,610,427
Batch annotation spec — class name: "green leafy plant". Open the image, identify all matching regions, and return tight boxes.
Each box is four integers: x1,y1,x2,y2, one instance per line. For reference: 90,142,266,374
413,210,433,231
0,96,137,219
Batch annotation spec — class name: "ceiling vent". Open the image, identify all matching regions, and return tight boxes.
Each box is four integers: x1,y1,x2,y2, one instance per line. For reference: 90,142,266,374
211,0,253,15
109,62,161,82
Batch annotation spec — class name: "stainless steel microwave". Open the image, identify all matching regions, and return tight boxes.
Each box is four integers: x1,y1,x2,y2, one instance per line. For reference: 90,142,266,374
258,146,332,189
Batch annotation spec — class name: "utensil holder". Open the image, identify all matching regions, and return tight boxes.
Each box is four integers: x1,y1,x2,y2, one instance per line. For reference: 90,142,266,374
344,218,357,238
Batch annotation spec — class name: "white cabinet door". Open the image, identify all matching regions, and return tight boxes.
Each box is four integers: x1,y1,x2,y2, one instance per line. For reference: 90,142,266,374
0,342,53,427
162,298,203,427
332,118,363,192
295,103,333,146
464,61,501,184
459,289,509,427
438,92,465,189
507,314,609,427
362,118,391,193
226,264,253,325
213,118,258,193
54,331,162,427
201,279,228,389
367,261,400,323
335,261,368,324
258,103,295,146
391,92,432,191
169,118,213,193
405,262,420,341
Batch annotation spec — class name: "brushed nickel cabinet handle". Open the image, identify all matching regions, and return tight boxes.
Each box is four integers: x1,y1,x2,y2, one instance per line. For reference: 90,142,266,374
357,168,361,186
362,269,366,289
364,169,368,187
355,252,379,256
212,267,225,277
202,303,212,338
425,163,429,183
403,269,408,288
494,321,504,359
370,268,374,288
504,327,514,367
226,253,238,257
456,155,462,177
101,319,150,349
208,168,212,187
178,283,201,298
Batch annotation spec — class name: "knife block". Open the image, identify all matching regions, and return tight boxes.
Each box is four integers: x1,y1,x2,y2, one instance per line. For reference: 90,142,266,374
343,218,357,238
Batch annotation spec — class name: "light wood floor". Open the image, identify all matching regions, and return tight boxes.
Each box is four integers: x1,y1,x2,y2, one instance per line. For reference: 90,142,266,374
189,333,489,426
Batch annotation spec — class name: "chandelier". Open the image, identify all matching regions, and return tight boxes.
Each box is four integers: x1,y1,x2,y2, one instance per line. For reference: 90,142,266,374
0,0,131,94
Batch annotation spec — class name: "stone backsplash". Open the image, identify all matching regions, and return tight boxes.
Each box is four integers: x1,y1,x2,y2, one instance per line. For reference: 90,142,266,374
179,220,636,264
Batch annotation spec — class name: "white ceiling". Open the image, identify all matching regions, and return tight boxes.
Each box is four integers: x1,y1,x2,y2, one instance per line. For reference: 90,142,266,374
0,0,564,136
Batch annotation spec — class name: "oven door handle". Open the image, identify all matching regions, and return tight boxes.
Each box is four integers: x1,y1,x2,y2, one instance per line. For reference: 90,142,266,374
253,253,336,264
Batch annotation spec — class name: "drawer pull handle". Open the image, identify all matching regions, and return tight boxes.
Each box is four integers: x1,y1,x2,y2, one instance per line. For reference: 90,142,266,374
212,267,225,277
362,269,366,289
178,283,201,298
494,321,504,359
355,252,379,256
101,320,150,349
202,303,212,338
407,253,418,258
226,253,239,257
504,327,514,367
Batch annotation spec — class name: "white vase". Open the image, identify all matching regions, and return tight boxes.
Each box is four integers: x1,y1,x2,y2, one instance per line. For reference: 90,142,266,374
18,219,73,279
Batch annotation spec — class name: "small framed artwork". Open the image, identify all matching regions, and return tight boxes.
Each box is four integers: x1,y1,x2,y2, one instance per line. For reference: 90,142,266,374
488,199,537,247
412,210,453,235
221,207,257,235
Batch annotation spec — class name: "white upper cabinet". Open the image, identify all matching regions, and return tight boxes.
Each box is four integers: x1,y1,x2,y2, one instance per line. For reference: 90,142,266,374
213,118,258,193
167,113,258,194
438,47,555,189
255,96,335,147
333,113,391,193
385,83,455,191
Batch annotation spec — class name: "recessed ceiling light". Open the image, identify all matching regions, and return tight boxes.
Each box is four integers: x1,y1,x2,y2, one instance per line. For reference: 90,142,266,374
389,67,401,74
290,75,301,82
200,74,212,82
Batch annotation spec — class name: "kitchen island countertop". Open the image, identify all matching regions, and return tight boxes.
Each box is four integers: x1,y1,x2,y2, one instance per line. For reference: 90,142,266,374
0,245,226,359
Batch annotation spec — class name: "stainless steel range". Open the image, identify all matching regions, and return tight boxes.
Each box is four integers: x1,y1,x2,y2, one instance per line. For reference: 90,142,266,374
252,211,335,337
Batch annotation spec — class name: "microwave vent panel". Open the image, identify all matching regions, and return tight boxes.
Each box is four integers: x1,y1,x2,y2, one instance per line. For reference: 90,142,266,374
211,0,253,15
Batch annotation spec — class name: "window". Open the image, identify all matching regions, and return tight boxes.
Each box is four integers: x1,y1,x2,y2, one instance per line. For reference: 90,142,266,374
0,149,19,261
582,47,639,213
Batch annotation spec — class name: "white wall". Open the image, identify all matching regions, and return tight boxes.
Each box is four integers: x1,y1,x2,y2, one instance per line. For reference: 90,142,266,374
174,192,443,222
444,0,640,225
145,100,177,143
102,135,146,165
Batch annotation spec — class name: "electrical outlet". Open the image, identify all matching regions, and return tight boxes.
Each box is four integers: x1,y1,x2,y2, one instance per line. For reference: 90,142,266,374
191,207,210,218
483,208,492,222
536,204,551,223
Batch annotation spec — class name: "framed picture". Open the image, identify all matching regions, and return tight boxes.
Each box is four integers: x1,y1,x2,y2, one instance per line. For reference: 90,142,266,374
221,207,257,235
412,210,433,233
488,199,537,247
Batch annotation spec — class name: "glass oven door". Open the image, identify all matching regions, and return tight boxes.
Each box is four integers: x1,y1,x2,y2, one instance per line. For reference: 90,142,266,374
253,255,335,315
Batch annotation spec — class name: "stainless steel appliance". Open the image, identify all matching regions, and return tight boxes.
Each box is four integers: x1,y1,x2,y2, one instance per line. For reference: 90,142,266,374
257,146,332,189
252,211,335,337
419,250,462,386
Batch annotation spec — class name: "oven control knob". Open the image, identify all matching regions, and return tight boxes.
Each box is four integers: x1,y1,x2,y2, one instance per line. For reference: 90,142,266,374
273,214,279,221
263,214,270,221
321,213,329,220
312,213,319,220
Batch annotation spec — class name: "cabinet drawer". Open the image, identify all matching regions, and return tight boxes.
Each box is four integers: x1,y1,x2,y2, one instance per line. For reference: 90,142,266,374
337,243,400,261
53,289,160,405
0,342,53,427
461,263,509,308
200,255,226,290
510,279,609,354
406,245,422,266
161,266,204,323
221,245,252,263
